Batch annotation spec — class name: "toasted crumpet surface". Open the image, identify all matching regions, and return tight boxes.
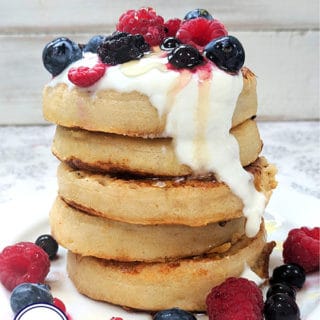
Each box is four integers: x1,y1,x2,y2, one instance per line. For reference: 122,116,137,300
57,157,277,226
50,197,246,262
53,119,262,177
67,224,275,311
43,67,257,137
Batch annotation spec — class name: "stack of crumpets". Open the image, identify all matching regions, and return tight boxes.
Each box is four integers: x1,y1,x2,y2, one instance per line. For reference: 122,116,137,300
42,8,277,311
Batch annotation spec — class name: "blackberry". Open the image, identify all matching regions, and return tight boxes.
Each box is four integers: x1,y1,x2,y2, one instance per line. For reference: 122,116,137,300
97,32,150,65
83,35,105,53
184,9,213,21
264,293,300,320
10,283,53,314
204,35,245,73
270,264,306,289
168,44,203,69
160,37,181,51
42,37,82,76
35,234,59,260
153,308,196,320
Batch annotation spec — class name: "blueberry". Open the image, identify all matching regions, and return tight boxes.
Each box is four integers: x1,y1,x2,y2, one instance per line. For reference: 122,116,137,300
153,308,196,320
10,283,53,314
35,234,59,260
83,35,105,53
266,283,296,300
264,293,300,320
168,45,203,69
270,264,306,289
184,9,213,20
204,35,245,73
42,37,82,76
160,37,181,51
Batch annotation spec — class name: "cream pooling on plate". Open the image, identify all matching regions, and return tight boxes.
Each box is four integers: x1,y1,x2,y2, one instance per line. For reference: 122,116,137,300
47,52,266,237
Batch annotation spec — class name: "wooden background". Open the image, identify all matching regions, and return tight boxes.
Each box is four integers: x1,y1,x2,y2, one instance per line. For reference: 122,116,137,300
0,0,319,124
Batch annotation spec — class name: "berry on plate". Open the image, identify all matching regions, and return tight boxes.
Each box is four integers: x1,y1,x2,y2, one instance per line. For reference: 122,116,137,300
116,7,166,46
266,283,296,300
42,37,82,76
176,17,227,49
283,226,320,273
53,297,67,313
264,293,300,320
0,242,50,291
68,62,106,87
10,282,53,314
269,263,306,289
35,234,59,260
204,35,245,73
206,277,264,320
153,307,196,320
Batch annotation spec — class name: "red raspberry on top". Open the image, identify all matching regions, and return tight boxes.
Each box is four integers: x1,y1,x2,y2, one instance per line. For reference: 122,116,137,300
0,242,50,291
164,18,182,37
283,227,320,273
116,7,166,46
68,62,106,87
176,17,228,50
206,277,264,320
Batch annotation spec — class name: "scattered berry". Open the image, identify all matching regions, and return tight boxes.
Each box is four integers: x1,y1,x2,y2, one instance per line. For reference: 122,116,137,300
53,297,67,313
283,227,320,273
164,18,182,37
264,293,300,320
168,45,203,69
184,8,214,21
68,62,106,87
153,307,196,320
266,283,296,300
42,37,82,76
83,35,105,53
160,37,181,51
35,234,59,260
176,17,227,49
270,264,306,289
116,7,166,46
206,277,264,320
10,283,53,314
97,32,150,65
204,35,245,73
14,303,68,319
0,242,50,291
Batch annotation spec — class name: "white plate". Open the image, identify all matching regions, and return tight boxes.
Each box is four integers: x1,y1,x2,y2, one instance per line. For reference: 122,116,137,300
0,187,319,320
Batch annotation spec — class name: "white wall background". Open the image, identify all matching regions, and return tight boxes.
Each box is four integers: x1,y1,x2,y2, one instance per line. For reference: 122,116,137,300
0,0,319,124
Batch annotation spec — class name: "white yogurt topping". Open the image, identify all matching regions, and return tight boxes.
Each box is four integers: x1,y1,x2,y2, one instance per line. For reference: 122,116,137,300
47,52,266,237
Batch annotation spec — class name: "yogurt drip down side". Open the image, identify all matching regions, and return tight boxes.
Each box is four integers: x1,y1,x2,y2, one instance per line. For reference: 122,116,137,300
47,53,266,237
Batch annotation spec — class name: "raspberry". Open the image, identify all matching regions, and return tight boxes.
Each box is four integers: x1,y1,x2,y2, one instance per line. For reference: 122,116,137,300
53,297,67,313
116,7,166,46
283,227,320,273
164,18,182,37
0,242,50,291
176,17,228,50
206,277,264,320
68,62,106,87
